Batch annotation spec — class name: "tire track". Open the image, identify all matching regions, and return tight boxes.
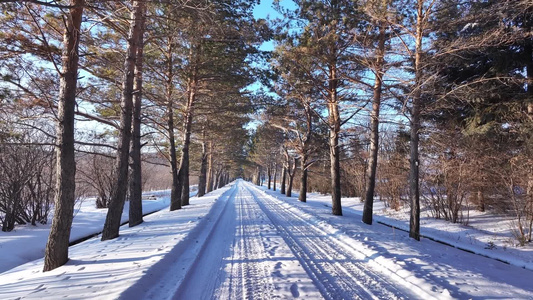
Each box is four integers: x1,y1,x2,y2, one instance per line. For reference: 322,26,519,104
244,183,413,300
228,187,276,299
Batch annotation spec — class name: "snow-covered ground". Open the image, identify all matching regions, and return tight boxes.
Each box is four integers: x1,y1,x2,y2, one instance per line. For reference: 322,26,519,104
0,187,196,273
290,190,533,271
1,180,532,299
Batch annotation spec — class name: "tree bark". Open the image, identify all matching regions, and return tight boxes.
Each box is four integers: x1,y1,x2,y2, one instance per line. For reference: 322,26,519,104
177,45,199,207
287,157,298,197
362,23,386,225
280,166,287,194
162,40,181,212
218,169,225,188
254,166,261,186
299,156,307,202
102,0,144,241
267,165,271,189
197,130,208,197
128,3,146,228
206,142,214,193
298,102,313,203
273,163,277,191
409,0,424,241
328,63,342,216
214,167,221,190
43,1,84,272
167,93,181,211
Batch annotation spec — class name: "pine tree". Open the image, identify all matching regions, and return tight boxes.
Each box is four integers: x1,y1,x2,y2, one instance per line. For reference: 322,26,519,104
102,0,146,241
274,0,365,215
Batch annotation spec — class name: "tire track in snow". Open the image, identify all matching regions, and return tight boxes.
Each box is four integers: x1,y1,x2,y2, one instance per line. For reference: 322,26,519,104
223,186,276,299
176,183,318,299
243,183,417,300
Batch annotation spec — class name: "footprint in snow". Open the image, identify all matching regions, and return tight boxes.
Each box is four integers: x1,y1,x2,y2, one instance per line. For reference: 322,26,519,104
272,270,283,278
290,283,300,298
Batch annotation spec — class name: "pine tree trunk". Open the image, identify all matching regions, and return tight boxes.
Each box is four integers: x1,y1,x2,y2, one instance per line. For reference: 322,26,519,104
206,142,214,193
267,165,271,189
177,47,198,206
281,166,287,194
287,158,298,197
299,156,307,202
409,0,424,241
254,166,261,185
328,64,342,216
128,4,146,227
168,102,181,211
163,39,181,211
214,168,221,190
273,163,277,191
43,0,84,272
197,132,208,197
362,23,386,225
102,0,144,241
177,119,192,206
218,170,225,188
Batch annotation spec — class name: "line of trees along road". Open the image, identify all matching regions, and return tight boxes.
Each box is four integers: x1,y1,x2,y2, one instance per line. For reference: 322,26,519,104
0,0,264,271
1,0,532,272
246,0,532,246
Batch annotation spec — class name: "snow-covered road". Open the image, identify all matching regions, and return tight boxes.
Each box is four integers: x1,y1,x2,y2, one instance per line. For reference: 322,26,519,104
2,180,532,299
150,181,444,299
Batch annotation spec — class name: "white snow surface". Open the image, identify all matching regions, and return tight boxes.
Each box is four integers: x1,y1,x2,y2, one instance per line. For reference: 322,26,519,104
0,180,532,299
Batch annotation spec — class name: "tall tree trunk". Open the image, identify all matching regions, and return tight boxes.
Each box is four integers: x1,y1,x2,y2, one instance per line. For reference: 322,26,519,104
167,105,181,210
197,130,208,197
178,47,199,206
164,37,181,211
281,166,287,194
409,0,424,241
299,103,313,203
267,165,271,189
328,64,342,216
273,163,277,191
214,167,221,190
181,168,189,204
102,0,144,241
287,158,298,197
299,156,307,202
362,23,386,225
128,4,146,227
218,169,225,188
43,0,84,272
206,142,214,193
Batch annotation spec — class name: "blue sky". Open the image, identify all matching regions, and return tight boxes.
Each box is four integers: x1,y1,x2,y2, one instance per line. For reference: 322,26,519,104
253,0,282,20
253,0,296,51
